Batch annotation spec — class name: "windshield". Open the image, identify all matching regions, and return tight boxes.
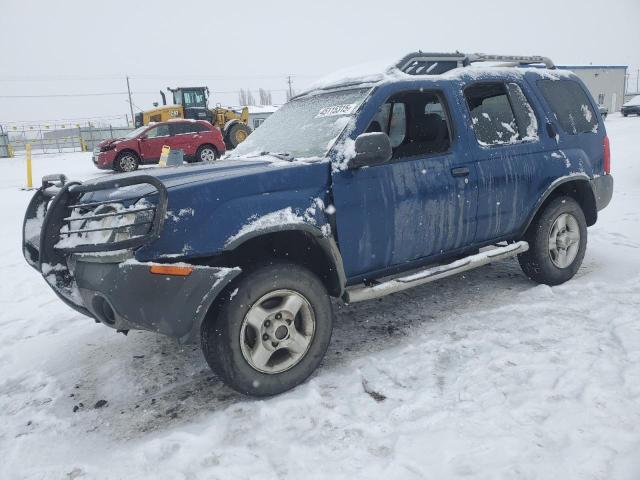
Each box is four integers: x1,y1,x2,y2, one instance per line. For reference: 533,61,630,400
230,87,371,159
124,126,148,139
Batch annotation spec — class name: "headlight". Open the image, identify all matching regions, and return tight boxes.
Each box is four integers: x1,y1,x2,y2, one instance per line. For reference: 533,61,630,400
56,199,155,249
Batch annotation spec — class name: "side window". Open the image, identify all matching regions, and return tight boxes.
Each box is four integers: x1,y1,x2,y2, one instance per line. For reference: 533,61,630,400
537,79,598,135
465,83,537,146
388,103,406,148
182,91,207,108
170,123,188,135
146,124,170,138
365,91,451,159
506,83,538,140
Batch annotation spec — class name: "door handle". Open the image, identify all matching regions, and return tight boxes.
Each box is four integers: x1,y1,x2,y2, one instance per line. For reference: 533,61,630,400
451,167,470,177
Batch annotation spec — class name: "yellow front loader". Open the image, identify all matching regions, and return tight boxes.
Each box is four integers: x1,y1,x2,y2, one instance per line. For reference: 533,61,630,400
134,87,252,149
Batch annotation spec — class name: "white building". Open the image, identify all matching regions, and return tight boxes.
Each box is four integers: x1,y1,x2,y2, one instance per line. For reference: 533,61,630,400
246,105,280,130
557,65,627,112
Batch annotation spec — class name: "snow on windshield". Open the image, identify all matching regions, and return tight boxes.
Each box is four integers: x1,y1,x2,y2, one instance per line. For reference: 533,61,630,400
624,95,640,107
229,88,371,159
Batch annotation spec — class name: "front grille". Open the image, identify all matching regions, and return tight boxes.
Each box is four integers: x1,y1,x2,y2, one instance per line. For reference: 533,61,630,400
56,199,156,250
42,175,168,256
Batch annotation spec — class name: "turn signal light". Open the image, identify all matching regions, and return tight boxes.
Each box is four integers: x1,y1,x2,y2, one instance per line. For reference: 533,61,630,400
149,265,193,276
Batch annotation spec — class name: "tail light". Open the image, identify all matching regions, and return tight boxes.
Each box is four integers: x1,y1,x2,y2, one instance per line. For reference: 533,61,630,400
603,135,611,174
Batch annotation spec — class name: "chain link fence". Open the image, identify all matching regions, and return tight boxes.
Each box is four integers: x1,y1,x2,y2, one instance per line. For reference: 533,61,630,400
0,122,134,157
0,125,10,157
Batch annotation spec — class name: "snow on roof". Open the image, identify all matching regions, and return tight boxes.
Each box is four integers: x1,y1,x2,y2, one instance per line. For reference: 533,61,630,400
246,105,280,114
557,65,628,70
298,57,570,97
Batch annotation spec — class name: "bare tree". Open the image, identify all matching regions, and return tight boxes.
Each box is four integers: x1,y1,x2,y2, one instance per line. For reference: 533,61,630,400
246,90,256,106
238,89,247,106
259,88,273,105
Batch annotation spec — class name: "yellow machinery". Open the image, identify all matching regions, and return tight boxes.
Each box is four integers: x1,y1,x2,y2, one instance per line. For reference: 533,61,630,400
134,87,252,149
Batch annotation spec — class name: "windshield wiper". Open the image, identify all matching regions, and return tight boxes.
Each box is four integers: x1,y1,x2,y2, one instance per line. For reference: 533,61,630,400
260,151,296,162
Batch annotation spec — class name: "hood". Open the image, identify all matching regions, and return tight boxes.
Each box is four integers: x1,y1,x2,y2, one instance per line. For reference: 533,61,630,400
97,137,126,148
79,156,326,202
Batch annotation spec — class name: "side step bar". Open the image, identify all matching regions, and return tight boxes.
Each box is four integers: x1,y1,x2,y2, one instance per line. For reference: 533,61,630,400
344,241,529,303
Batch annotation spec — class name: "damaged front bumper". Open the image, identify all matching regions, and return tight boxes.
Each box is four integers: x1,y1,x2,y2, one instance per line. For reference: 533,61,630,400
23,174,240,343
72,255,240,342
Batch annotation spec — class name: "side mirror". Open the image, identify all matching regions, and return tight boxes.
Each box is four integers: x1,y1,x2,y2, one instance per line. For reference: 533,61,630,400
347,132,392,169
139,135,147,141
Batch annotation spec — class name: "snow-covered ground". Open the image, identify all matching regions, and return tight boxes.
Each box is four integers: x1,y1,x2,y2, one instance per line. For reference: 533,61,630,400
1,115,640,479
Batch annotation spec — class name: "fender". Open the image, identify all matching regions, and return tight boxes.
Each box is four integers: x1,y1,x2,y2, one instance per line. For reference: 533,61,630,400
520,173,595,235
223,118,240,133
224,222,347,297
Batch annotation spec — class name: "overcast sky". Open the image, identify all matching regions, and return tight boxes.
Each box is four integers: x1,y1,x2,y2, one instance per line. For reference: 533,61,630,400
1,0,638,126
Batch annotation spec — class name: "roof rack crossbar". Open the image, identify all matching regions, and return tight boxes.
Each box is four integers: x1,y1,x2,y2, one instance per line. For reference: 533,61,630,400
395,51,555,74
466,53,556,69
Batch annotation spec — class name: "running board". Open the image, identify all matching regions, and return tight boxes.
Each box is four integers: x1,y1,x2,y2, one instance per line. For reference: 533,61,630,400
344,241,529,303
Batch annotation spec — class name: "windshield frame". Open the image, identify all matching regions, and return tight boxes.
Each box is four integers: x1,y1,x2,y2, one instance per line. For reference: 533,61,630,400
228,86,374,160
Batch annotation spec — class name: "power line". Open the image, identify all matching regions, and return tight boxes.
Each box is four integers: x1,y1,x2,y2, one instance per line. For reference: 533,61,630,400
0,89,291,99
0,73,321,82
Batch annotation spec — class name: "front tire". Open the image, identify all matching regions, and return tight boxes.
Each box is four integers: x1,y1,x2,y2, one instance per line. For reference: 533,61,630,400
518,196,587,285
224,123,252,149
113,151,139,172
201,261,333,396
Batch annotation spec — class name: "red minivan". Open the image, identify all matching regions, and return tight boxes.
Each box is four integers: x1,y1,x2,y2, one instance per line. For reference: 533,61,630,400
93,120,227,172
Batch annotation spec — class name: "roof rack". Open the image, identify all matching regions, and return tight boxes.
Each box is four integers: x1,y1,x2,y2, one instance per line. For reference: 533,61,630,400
395,51,555,75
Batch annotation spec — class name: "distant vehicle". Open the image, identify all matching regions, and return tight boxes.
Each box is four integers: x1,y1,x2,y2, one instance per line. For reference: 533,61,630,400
135,87,252,149
598,105,608,119
24,52,613,396
622,95,640,116
93,120,226,172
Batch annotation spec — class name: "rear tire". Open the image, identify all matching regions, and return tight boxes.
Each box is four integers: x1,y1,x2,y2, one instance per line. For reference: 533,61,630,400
195,144,218,162
113,151,139,172
518,196,587,286
201,261,333,396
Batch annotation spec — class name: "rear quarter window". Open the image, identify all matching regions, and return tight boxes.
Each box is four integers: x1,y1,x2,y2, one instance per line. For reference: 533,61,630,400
537,79,598,135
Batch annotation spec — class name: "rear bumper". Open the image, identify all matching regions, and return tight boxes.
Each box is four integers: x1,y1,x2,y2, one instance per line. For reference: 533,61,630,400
591,174,613,211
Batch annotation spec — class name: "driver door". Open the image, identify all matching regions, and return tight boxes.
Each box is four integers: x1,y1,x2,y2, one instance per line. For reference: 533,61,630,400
331,87,478,280
139,124,171,162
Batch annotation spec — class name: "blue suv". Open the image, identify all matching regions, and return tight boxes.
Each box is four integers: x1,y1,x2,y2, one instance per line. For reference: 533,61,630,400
23,52,613,396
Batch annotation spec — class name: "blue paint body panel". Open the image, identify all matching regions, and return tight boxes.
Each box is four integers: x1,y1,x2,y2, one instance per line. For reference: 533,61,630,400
98,68,609,287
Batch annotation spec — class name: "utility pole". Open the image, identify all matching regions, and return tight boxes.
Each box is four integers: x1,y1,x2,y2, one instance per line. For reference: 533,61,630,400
126,76,134,126
287,75,293,100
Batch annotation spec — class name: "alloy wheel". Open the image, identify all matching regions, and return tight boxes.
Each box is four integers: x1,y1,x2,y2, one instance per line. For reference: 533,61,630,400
239,289,315,374
548,212,580,268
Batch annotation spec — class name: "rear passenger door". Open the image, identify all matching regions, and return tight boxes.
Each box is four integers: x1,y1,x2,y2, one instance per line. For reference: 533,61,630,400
331,87,478,279
462,81,544,243
169,122,195,156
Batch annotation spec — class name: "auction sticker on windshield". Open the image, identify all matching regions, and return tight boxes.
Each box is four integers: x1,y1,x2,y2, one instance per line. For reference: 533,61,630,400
316,104,357,118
